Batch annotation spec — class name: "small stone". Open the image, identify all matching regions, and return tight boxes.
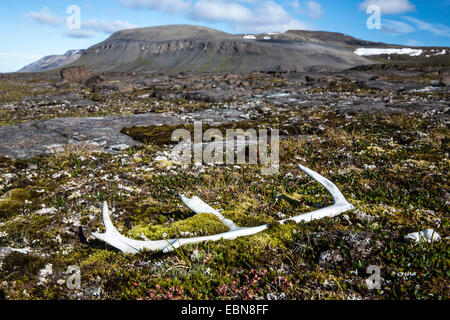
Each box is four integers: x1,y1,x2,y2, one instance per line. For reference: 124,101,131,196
190,249,200,261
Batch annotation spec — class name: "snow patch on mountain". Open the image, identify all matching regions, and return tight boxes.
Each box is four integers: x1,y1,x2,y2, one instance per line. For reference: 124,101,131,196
354,48,423,57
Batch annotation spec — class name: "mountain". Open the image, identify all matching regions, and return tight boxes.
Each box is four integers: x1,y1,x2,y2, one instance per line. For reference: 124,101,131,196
18,50,84,73
66,25,374,73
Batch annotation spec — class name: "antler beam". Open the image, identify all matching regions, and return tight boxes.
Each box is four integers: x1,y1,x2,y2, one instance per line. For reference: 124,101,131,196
92,164,355,254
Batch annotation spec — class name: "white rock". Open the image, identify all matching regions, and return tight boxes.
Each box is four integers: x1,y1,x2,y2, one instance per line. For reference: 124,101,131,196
190,249,200,261
36,207,57,215
404,229,441,243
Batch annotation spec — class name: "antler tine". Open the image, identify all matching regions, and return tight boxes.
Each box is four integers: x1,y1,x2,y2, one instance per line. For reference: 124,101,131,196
179,195,240,231
278,165,355,224
92,202,171,253
298,164,352,207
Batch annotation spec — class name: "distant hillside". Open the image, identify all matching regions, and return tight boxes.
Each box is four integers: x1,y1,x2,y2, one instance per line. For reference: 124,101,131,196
18,50,84,73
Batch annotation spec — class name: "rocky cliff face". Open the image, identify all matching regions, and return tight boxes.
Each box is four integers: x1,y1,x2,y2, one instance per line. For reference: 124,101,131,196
69,25,373,73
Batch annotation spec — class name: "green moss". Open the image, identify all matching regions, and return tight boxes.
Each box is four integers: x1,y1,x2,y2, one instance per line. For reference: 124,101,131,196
121,124,191,146
1,252,46,277
245,222,298,250
121,121,273,146
0,188,38,219
277,192,309,206
221,196,273,227
82,249,119,266
128,212,230,240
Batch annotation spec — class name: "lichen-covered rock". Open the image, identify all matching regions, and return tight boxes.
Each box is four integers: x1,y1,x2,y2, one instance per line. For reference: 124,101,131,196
319,249,344,267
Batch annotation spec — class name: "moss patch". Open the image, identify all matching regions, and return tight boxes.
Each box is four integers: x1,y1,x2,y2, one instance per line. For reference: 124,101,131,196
221,196,274,227
1,252,46,277
128,212,230,240
0,188,38,220
121,121,273,146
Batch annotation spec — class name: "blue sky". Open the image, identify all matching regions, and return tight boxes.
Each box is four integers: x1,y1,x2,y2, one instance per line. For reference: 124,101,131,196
0,0,449,72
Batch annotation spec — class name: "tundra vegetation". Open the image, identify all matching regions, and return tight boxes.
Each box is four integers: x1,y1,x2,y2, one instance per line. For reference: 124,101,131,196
0,65,448,300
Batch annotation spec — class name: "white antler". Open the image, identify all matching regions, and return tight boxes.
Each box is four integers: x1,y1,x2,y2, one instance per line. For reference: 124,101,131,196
92,164,354,254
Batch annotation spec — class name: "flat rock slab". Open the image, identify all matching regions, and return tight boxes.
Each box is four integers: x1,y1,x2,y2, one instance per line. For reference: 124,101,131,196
0,108,246,159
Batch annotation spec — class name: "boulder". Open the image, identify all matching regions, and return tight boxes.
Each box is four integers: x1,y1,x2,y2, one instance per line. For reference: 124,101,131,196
439,70,450,86
60,66,93,84
85,74,108,90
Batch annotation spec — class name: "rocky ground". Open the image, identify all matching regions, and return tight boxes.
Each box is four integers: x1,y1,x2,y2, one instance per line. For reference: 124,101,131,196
0,63,448,300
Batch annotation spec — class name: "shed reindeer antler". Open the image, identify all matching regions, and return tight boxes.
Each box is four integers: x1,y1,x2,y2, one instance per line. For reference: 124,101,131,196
92,164,354,254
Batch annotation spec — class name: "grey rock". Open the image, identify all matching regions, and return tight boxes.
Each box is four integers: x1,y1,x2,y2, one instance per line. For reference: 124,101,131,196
0,108,246,159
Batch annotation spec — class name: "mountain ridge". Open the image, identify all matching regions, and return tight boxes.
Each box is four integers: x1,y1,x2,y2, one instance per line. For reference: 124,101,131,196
19,24,441,73
18,50,84,73
68,25,374,73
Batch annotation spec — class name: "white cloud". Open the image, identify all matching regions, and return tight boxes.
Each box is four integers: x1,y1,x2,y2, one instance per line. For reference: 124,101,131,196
307,1,324,19
381,19,415,35
287,1,324,19
289,0,301,10
26,7,137,38
404,16,450,37
121,0,191,14
25,7,64,26
188,1,312,33
82,19,138,34
64,29,95,39
27,1,312,39
188,1,252,23
359,0,415,15
242,20,311,33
